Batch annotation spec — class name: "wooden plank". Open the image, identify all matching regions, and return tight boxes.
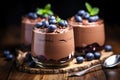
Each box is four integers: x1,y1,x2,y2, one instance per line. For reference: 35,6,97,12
8,64,107,80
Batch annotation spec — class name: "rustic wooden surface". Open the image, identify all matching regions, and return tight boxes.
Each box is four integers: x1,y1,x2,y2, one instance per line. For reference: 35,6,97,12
16,50,113,74
0,24,120,80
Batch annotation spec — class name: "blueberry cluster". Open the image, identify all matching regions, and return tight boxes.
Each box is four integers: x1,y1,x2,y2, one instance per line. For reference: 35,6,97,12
74,10,99,22
3,50,14,61
36,16,68,32
76,44,113,64
27,12,52,19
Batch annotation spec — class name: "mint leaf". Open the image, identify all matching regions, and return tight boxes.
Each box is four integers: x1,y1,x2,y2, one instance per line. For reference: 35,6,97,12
56,16,62,22
90,7,99,16
47,10,54,15
36,3,54,16
45,4,51,10
85,2,100,16
37,9,44,15
85,2,92,13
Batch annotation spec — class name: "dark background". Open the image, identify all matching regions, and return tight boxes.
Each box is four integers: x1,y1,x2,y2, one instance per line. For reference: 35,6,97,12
1,0,120,27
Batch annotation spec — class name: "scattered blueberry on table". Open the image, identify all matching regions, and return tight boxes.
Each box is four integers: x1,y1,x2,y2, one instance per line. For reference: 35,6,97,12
104,45,112,52
3,50,14,61
85,52,94,61
76,56,84,63
94,52,101,59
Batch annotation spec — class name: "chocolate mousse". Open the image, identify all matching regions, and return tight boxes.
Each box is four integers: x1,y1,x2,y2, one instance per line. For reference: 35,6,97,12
68,2,105,54
20,4,54,51
31,18,75,68
21,15,45,51
69,18,105,47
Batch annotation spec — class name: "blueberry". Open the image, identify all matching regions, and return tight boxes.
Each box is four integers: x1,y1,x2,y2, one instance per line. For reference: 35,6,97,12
58,21,64,26
104,45,112,51
36,22,43,28
6,54,14,60
86,52,94,61
94,52,101,59
82,12,90,19
49,19,57,24
28,60,35,67
42,21,49,28
88,15,99,22
76,56,84,63
27,12,38,19
48,24,57,31
75,15,82,22
64,20,68,27
25,53,32,61
48,16,56,21
77,10,86,16
3,50,10,56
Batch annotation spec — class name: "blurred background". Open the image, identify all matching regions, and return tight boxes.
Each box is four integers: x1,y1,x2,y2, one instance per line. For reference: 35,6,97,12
1,0,120,27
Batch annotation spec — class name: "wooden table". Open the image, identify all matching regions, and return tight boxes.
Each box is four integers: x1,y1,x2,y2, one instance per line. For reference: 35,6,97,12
0,24,120,80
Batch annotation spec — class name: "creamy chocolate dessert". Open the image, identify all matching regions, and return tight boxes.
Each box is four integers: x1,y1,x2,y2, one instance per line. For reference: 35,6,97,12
21,14,44,50
31,17,74,68
68,2,105,54
21,4,54,51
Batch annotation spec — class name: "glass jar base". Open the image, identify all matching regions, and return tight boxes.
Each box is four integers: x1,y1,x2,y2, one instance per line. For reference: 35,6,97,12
32,57,73,68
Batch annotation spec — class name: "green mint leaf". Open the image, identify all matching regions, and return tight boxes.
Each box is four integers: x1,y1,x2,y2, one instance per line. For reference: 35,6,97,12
36,3,54,16
36,9,44,15
85,2,92,13
47,10,54,15
85,2,100,16
56,16,61,22
90,7,99,16
45,3,51,10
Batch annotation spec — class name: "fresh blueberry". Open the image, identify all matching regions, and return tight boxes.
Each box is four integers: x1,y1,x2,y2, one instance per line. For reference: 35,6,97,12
49,19,57,24
58,21,65,26
27,12,38,19
3,50,10,56
76,56,84,63
6,54,14,60
104,45,112,51
48,24,57,31
82,12,90,19
42,21,49,28
36,22,43,28
88,15,99,22
25,53,32,61
64,20,68,27
94,52,101,59
28,60,35,67
77,10,86,16
48,16,56,21
86,52,94,61
75,15,82,22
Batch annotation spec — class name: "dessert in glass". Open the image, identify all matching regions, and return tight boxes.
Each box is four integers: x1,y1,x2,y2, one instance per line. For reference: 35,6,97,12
68,2,105,55
31,16,75,68
21,4,53,51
